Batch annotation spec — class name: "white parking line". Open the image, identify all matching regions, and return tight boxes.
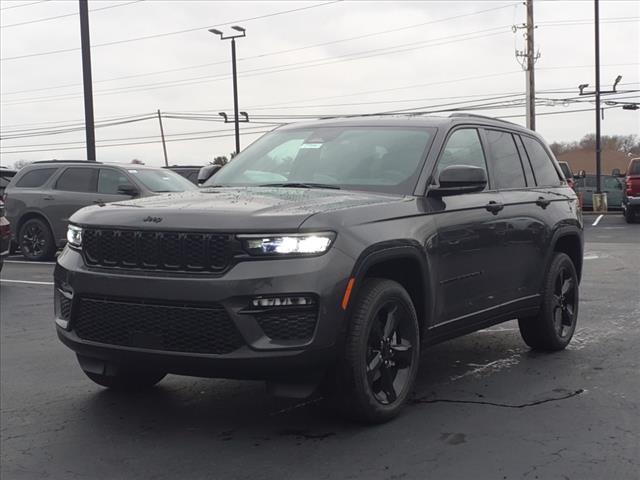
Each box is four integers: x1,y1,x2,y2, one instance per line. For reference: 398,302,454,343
0,279,54,286
592,214,604,226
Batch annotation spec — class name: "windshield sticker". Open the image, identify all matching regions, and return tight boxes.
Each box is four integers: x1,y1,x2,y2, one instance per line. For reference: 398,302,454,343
300,143,323,149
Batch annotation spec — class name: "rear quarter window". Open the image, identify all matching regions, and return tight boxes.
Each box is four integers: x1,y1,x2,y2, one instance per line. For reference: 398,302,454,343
521,136,561,187
14,168,58,188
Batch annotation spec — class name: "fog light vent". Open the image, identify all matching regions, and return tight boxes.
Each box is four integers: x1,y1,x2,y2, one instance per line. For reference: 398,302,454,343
251,296,315,308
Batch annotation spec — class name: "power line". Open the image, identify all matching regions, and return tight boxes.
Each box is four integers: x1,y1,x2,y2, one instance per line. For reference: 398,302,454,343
0,128,273,154
1,28,514,106
0,0,46,11
0,2,519,97
0,0,143,29
0,0,342,62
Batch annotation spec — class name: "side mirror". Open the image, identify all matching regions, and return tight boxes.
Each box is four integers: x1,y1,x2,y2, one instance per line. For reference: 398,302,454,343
611,168,621,177
430,165,487,196
117,184,139,196
577,170,586,178
197,164,222,185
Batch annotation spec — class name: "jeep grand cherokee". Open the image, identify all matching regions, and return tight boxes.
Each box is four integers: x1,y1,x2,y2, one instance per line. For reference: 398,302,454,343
55,114,583,423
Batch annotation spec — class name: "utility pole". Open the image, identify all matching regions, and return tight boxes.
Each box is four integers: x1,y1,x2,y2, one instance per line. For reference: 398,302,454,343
209,26,246,155
514,0,540,130
577,0,623,213
157,109,169,167
79,0,95,161
525,0,536,131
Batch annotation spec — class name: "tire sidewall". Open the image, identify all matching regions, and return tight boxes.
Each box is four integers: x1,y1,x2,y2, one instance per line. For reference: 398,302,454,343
541,253,579,349
19,218,54,261
345,279,420,422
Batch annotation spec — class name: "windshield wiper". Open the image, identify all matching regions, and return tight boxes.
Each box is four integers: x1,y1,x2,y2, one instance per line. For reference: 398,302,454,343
259,182,341,190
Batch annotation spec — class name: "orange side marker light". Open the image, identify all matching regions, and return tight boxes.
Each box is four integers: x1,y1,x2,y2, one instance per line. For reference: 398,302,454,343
341,278,355,310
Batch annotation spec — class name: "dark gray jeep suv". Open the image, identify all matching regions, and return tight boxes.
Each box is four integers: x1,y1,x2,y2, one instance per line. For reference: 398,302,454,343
55,115,583,423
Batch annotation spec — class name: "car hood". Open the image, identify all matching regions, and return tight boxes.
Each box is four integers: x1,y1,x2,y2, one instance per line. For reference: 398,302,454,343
70,186,406,231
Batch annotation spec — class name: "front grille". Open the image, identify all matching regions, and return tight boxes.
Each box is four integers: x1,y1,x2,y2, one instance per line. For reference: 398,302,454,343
82,228,232,272
73,297,244,354
255,308,318,341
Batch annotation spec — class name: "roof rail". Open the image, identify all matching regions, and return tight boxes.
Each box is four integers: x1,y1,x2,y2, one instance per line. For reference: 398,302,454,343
448,112,520,126
32,160,103,164
162,165,204,168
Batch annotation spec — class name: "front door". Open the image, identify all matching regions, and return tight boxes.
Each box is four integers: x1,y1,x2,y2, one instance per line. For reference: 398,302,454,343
430,127,507,324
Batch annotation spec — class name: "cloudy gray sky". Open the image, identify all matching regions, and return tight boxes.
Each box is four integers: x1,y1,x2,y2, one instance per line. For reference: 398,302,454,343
1,0,638,168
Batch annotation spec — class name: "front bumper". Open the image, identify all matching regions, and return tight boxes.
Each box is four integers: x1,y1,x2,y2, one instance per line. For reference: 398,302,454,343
55,245,355,380
623,195,640,209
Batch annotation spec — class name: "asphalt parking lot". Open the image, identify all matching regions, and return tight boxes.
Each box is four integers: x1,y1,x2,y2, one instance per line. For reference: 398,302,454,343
1,214,638,480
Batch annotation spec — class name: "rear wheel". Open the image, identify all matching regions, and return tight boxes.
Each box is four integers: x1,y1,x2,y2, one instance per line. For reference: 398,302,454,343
518,253,579,351
83,369,166,391
19,218,55,261
336,278,420,423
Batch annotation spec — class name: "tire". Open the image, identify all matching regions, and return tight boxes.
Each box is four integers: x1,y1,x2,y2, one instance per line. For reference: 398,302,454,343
336,278,420,424
518,253,579,351
19,218,55,261
624,207,635,223
84,369,166,391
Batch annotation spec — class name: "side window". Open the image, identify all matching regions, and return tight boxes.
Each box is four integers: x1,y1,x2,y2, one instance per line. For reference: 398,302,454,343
55,168,97,193
514,135,536,186
521,136,561,186
98,169,129,195
14,168,58,188
435,128,487,179
485,130,526,189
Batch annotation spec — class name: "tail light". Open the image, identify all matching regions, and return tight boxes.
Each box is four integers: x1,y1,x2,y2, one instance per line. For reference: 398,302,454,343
626,177,640,196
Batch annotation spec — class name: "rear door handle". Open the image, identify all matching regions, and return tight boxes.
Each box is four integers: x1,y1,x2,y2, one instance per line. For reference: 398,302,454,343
536,196,551,209
43,196,54,201
485,201,504,214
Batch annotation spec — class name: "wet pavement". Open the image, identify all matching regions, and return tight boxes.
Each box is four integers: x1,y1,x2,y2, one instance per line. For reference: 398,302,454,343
1,214,638,480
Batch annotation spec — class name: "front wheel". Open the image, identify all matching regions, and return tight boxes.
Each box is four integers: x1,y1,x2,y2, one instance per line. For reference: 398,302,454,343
624,207,635,223
518,253,579,351
336,278,420,423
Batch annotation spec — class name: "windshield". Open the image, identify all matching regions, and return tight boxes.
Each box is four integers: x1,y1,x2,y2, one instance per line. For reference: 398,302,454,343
128,168,197,192
206,126,435,194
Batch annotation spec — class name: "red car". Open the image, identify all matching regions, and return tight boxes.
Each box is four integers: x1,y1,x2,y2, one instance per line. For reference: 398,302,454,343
622,158,640,223
0,200,11,272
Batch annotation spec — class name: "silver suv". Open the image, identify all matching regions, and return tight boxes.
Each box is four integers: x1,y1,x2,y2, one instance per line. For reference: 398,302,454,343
4,161,196,260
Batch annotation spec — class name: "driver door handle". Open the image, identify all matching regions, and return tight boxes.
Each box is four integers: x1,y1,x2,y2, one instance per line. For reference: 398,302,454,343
485,201,504,214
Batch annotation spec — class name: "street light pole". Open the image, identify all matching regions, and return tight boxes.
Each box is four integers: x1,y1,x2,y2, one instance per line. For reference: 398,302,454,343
231,37,240,155
79,0,95,161
210,26,246,156
594,0,602,195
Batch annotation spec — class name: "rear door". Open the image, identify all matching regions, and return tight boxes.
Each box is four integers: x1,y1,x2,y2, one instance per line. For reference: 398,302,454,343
43,167,99,242
483,129,551,304
431,127,507,324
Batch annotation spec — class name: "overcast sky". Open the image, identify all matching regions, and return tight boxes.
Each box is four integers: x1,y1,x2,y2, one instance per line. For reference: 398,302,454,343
0,0,638,168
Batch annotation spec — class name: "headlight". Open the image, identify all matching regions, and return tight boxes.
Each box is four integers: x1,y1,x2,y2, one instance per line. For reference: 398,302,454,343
66,225,83,248
239,232,335,256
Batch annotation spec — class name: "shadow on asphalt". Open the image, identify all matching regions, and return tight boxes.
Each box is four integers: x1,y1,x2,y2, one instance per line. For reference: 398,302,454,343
73,327,554,439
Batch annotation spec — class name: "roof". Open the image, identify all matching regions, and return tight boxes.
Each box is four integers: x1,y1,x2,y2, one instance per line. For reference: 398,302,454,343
28,160,162,170
276,113,531,134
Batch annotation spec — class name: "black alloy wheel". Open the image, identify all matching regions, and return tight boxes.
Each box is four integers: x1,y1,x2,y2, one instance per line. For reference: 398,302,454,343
337,278,420,423
552,265,577,340
366,302,415,405
19,218,54,261
518,252,579,351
